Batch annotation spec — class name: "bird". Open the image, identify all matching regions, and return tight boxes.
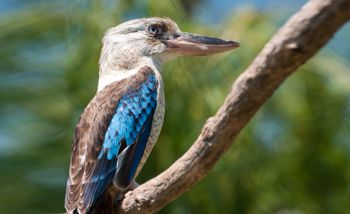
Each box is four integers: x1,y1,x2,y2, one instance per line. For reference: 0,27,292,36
64,17,239,214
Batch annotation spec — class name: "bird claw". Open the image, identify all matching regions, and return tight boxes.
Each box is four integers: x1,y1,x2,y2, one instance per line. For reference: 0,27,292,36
129,181,140,190
115,192,124,201
114,181,140,205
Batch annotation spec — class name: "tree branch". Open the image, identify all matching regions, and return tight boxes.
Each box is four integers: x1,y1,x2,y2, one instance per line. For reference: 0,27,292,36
118,0,350,213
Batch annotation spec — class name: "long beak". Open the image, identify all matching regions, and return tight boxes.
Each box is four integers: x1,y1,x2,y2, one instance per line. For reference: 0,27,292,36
164,32,239,56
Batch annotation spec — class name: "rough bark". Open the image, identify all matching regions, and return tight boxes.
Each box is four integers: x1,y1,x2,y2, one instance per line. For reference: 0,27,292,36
117,0,350,213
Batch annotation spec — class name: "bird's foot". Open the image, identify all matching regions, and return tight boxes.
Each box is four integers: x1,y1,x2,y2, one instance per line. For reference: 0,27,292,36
129,181,140,190
115,192,124,201
114,181,139,205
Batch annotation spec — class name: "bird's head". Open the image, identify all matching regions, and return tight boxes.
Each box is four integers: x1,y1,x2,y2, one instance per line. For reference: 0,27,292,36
99,17,239,76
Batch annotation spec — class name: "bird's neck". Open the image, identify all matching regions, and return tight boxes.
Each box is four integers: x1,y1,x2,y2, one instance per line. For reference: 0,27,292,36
97,56,162,92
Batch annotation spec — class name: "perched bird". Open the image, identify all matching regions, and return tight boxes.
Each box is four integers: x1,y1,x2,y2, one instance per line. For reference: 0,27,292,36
65,17,239,214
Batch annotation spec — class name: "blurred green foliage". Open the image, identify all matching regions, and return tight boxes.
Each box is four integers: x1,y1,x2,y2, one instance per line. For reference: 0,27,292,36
0,0,350,213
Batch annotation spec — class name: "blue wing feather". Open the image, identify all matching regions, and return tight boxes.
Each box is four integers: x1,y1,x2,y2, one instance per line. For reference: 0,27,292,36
81,155,116,211
101,74,157,159
81,72,158,211
127,110,154,181
97,73,157,187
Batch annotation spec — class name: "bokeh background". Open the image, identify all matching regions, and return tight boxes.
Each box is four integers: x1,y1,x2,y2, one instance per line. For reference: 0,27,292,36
1,0,350,213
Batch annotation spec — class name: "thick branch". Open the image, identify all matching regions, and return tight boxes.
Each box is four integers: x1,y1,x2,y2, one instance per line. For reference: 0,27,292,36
119,0,350,213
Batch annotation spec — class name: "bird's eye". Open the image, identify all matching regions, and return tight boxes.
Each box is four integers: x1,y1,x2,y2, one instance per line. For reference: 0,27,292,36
147,25,162,35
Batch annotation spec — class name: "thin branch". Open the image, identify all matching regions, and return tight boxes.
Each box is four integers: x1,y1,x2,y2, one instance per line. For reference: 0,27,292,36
118,0,350,213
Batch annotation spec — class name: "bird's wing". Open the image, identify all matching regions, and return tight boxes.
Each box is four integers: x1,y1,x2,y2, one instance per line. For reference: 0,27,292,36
65,66,158,214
